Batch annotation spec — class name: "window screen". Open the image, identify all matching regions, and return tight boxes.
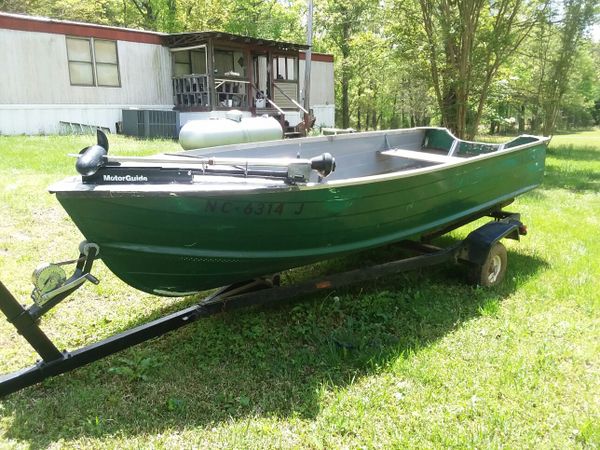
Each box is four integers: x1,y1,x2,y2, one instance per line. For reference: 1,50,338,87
191,49,207,74
213,50,246,77
214,50,234,75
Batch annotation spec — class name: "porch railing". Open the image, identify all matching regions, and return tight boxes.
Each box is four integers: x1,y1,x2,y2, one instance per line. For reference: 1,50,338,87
215,78,249,109
172,75,251,109
173,74,210,108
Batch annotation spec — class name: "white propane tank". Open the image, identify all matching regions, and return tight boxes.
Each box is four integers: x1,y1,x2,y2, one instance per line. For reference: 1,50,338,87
179,111,283,150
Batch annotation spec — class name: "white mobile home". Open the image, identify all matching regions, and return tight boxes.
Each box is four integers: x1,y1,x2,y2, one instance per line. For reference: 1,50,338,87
0,12,335,135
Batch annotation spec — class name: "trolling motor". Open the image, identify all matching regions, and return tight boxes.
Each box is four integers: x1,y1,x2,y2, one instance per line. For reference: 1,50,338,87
76,130,336,185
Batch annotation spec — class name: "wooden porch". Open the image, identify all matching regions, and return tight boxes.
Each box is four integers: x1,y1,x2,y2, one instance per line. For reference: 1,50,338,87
166,32,308,117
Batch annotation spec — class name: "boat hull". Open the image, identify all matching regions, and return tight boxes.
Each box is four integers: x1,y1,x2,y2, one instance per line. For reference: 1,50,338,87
54,139,546,296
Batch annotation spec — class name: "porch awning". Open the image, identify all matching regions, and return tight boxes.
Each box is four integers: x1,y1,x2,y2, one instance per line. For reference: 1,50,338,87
165,31,308,52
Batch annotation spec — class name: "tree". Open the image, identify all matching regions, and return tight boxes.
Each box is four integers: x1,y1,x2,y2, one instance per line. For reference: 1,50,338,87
317,0,379,128
504,2,599,134
126,0,177,31
413,0,545,138
175,0,229,32
386,0,437,129
0,0,125,26
222,0,304,41
540,0,598,135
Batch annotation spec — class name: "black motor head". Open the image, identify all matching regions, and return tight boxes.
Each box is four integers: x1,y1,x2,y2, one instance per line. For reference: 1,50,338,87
75,130,109,176
310,152,336,178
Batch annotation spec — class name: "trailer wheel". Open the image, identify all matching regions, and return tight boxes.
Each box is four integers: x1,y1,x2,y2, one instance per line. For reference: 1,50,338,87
469,242,507,287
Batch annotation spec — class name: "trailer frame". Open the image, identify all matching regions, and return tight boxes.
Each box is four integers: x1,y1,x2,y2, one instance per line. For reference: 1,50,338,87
0,210,525,397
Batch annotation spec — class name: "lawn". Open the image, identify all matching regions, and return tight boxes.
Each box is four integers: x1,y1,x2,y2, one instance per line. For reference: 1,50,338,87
0,131,598,448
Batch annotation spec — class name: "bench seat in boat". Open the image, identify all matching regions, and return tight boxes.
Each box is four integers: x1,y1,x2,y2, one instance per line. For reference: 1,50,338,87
379,148,465,164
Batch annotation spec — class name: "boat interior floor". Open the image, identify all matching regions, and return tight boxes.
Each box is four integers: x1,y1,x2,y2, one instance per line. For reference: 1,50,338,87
165,128,506,182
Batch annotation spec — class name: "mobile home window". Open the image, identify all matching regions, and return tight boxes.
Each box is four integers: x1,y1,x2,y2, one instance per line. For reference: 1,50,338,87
173,51,191,76
173,49,207,76
275,56,297,81
66,38,94,85
214,49,246,77
66,37,120,87
94,40,120,86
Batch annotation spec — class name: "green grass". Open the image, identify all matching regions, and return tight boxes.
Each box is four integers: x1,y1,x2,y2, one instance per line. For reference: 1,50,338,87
0,130,598,448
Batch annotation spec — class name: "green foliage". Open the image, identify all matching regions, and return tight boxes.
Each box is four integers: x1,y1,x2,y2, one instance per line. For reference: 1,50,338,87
0,0,125,26
0,0,598,133
224,0,305,41
539,0,597,134
485,6,600,135
0,0,306,37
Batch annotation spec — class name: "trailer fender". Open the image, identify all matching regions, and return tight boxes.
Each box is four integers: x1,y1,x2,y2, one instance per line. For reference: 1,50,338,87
460,220,523,266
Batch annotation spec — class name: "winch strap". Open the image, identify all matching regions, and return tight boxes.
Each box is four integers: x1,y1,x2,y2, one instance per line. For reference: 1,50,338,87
55,256,85,266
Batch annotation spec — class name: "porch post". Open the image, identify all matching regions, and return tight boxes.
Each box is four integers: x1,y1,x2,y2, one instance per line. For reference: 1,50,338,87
303,0,313,114
246,48,254,111
206,38,217,110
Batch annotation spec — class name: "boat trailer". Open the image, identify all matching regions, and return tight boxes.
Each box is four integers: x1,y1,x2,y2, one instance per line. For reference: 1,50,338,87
0,211,526,397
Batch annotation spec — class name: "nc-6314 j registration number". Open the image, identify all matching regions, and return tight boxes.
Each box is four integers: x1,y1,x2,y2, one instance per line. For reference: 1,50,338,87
205,200,305,216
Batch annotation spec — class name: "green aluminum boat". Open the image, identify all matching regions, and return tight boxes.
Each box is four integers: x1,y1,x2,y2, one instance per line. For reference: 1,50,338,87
49,127,549,296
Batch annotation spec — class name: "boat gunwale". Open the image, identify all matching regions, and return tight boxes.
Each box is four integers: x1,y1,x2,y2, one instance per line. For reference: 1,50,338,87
49,128,549,197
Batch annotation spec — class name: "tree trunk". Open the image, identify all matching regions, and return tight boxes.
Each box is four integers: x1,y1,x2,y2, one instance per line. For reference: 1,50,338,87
341,23,351,129
389,93,398,129
341,68,350,129
518,105,525,133
442,86,460,136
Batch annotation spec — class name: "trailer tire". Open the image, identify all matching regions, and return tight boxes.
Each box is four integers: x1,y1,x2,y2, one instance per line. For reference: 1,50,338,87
469,242,507,287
